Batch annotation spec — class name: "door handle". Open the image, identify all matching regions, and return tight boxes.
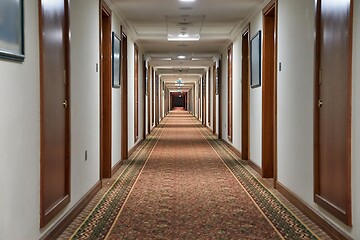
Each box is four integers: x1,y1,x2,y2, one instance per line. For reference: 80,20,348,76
318,100,323,108
63,100,68,109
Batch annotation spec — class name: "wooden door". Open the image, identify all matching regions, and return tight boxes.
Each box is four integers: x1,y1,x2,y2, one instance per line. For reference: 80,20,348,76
134,45,139,142
155,74,159,125
218,59,222,139
213,64,217,134
241,28,250,160
147,66,151,134
202,75,206,125
228,46,233,142
100,2,112,178
262,2,276,178
39,0,70,227
314,0,353,225
121,31,128,160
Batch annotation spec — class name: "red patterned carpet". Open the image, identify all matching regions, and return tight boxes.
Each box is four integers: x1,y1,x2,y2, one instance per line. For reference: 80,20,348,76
106,110,280,239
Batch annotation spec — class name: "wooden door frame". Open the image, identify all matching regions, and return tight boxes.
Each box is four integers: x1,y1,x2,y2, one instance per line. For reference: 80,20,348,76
99,1,112,178
213,64,217,135
147,66,151,134
134,44,139,142
241,26,250,160
218,58,222,139
155,74,159,125
202,74,207,125
143,59,147,138
121,30,128,160
151,68,155,127
314,0,353,225
228,45,233,142
208,68,211,126
261,0,277,180
39,0,71,227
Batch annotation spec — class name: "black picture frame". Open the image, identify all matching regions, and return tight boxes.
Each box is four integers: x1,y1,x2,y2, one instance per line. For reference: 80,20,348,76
250,30,261,88
0,0,25,62
112,31,121,88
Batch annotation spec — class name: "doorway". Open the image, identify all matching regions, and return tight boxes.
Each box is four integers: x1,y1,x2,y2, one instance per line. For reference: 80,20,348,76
121,31,128,160
314,0,353,225
171,92,186,109
100,2,112,178
262,0,277,179
39,0,70,227
241,27,250,160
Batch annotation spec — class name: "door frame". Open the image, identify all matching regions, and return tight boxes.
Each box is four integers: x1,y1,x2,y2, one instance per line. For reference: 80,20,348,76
227,45,233,142
261,0,277,180
121,30,128,160
314,0,353,225
134,44,139,142
213,64,217,134
99,1,112,178
241,26,250,160
39,0,71,227
218,58,222,139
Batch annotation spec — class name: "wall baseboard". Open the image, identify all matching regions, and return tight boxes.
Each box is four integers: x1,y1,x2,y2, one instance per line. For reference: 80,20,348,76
275,181,352,240
220,139,242,159
111,159,122,176
40,180,102,240
128,139,145,158
248,159,262,175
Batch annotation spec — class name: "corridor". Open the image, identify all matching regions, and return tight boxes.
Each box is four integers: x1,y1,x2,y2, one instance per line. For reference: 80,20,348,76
59,109,329,239
1,0,360,239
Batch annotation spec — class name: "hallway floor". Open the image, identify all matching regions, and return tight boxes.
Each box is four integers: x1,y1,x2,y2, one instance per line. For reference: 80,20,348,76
59,110,331,239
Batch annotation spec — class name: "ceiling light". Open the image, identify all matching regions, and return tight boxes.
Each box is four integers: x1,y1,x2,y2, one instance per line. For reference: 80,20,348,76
167,34,200,41
178,33,189,38
178,55,186,59
180,0,195,2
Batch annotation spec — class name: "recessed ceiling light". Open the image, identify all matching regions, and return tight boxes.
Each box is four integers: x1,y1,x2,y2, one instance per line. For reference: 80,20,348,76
178,55,186,59
180,0,195,2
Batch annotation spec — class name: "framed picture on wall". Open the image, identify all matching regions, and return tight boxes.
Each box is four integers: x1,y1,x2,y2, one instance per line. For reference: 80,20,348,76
250,30,261,88
112,31,121,88
0,0,25,62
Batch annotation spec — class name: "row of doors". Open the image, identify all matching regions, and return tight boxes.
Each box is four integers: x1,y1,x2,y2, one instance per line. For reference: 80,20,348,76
38,0,353,228
204,0,353,226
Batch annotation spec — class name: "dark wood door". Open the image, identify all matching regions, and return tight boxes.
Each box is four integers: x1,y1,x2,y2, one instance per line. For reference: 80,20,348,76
134,45,139,142
121,31,128,160
227,46,233,142
241,29,250,160
40,0,70,227
315,0,353,225
262,3,276,178
213,65,217,135
100,2,112,178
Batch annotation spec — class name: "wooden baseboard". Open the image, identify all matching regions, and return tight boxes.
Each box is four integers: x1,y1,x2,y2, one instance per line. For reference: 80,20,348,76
248,159,262,175
40,180,102,240
275,181,352,240
128,139,145,158
111,159,122,176
220,139,242,159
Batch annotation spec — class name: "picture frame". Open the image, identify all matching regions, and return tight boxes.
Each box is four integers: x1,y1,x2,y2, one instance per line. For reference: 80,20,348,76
250,30,261,88
112,31,121,88
0,0,25,62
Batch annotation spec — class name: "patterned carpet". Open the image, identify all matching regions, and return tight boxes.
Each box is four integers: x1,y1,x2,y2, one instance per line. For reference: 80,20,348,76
68,110,321,240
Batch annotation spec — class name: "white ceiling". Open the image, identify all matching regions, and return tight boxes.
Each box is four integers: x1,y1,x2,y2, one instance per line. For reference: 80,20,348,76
108,0,265,91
